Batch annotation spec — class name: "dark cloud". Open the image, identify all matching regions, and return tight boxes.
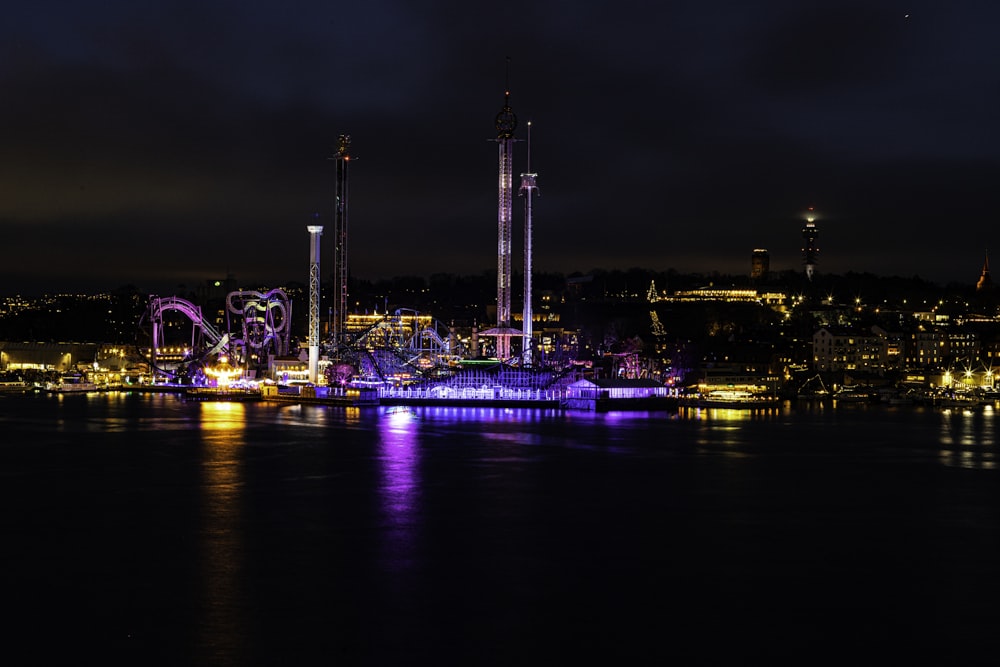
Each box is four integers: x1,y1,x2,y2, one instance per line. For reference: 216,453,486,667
745,5,909,94
1,1,999,295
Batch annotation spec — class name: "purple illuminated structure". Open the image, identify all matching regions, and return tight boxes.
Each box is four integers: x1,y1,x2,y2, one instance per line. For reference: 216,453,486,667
519,121,538,366
483,64,520,360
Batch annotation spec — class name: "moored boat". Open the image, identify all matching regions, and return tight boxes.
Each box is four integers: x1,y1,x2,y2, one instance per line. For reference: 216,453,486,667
185,386,262,402
47,374,100,393
832,385,876,403
0,380,32,394
681,389,782,409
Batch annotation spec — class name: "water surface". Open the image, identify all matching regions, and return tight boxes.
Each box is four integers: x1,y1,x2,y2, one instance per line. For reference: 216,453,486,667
2,393,998,664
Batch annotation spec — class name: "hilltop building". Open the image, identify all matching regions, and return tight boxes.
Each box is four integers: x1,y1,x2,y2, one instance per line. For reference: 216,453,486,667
751,249,769,282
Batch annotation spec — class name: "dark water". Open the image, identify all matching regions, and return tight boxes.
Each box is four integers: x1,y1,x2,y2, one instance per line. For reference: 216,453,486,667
2,392,999,665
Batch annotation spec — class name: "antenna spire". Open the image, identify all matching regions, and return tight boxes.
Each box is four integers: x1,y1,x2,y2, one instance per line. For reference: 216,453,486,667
526,120,532,172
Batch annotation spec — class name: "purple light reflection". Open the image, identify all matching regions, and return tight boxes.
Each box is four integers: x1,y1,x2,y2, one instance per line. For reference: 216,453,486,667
376,408,422,573
408,405,561,424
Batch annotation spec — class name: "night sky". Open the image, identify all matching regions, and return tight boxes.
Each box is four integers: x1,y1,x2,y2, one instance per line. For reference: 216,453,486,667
3,1,998,295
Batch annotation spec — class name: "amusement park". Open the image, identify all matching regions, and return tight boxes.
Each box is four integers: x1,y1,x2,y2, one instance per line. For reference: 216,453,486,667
124,121,674,410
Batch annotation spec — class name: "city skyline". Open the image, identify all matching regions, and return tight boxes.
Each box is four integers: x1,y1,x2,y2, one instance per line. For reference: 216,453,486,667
2,1,998,295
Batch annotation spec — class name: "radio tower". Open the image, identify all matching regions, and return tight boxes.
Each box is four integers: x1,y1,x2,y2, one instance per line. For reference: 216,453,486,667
519,121,538,366
802,207,819,281
330,135,352,350
491,61,518,360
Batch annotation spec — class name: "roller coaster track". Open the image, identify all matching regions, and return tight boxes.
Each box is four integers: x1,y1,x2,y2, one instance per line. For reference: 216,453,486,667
225,288,292,364
330,308,463,381
135,295,229,378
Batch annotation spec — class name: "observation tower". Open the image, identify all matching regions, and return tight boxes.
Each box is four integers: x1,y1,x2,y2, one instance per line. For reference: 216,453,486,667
307,221,323,383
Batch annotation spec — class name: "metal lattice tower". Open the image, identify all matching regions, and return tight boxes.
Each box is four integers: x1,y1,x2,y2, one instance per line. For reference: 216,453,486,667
493,72,517,360
331,135,352,349
519,121,538,366
307,223,323,383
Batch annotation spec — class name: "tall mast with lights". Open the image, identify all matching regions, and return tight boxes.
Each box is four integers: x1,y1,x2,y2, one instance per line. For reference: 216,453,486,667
519,121,538,366
493,63,517,360
802,207,819,281
331,135,352,349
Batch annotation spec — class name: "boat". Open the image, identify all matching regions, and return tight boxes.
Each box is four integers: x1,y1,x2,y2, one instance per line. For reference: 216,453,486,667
0,380,32,394
682,389,782,409
832,385,875,403
797,374,832,401
184,386,262,402
886,394,915,406
47,374,100,393
935,389,989,408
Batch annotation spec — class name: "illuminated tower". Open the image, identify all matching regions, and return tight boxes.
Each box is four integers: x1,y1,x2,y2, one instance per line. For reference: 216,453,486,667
330,135,352,349
492,68,518,360
306,222,323,383
977,250,993,291
801,208,819,281
519,121,538,366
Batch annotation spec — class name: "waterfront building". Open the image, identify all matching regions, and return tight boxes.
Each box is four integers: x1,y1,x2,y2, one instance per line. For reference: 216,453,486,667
812,328,885,374
669,286,788,313
870,326,906,372
563,378,672,411
689,361,782,396
0,341,99,372
903,329,946,369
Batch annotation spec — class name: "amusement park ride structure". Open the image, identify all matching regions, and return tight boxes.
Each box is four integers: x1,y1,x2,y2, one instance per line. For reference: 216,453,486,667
136,290,498,387
135,67,555,391
136,289,292,382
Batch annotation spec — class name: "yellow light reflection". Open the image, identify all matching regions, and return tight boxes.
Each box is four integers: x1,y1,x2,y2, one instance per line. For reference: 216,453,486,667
199,401,248,431
195,400,247,662
937,407,997,469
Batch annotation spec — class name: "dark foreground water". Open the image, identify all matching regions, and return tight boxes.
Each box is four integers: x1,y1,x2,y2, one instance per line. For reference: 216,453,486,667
2,392,999,665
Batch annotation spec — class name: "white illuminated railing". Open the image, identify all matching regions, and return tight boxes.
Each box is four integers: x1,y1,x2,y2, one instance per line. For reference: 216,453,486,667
378,386,562,402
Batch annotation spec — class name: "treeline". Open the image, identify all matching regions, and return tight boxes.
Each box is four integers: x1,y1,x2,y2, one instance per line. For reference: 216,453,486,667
0,268,984,345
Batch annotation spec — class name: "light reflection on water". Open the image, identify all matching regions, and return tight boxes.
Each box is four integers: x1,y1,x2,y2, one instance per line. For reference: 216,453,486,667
6,391,1000,663
409,405,562,423
937,405,997,469
677,404,791,449
195,401,249,664
377,408,421,573
270,403,362,429
677,404,789,422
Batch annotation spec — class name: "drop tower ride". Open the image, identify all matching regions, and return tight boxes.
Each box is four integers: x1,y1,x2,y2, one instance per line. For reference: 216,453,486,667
492,71,518,360
331,135,352,349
